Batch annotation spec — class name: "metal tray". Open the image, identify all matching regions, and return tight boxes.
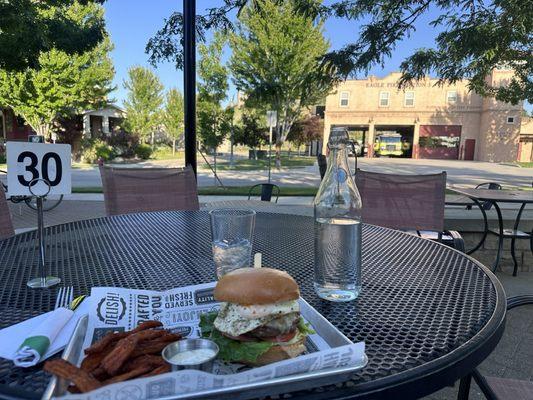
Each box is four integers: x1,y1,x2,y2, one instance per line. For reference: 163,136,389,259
43,299,367,400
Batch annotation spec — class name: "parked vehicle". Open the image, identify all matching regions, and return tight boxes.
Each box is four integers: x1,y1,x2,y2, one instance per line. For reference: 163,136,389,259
373,133,403,157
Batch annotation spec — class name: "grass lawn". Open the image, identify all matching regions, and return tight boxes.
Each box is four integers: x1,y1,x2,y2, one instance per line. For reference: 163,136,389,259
204,156,315,171
518,162,533,168
151,147,185,160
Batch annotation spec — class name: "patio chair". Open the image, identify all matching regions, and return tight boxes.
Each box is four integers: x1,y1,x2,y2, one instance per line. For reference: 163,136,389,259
458,295,533,400
445,182,502,255
99,165,199,216
247,183,280,203
317,154,327,180
354,170,464,251
0,184,14,240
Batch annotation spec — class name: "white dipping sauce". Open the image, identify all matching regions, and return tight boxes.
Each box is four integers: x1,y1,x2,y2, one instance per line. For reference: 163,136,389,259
169,348,216,365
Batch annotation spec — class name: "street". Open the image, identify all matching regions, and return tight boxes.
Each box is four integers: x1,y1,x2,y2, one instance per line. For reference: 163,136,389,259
65,158,532,189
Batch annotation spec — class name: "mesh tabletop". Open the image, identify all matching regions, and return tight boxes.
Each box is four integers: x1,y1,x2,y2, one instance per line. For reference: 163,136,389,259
0,211,505,399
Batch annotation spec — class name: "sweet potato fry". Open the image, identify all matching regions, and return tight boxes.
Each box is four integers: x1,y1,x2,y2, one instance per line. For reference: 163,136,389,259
67,385,81,394
131,320,163,333
84,332,128,355
90,366,108,381
140,364,171,378
102,365,153,385
121,354,166,372
130,334,181,358
81,345,113,372
44,359,102,393
101,336,139,375
130,329,165,342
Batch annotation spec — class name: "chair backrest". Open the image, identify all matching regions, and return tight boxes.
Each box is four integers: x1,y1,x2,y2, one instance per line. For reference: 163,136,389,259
99,165,199,216
0,184,15,240
354,170,446,232
317,154,327,180
247,183,280,203
475,182,502,210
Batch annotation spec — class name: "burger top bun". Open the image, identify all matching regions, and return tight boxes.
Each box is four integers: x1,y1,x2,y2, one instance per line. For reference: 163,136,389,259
214,267,300,305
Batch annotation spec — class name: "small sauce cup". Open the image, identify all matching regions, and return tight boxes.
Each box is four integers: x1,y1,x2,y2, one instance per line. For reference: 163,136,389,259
162,339,219,372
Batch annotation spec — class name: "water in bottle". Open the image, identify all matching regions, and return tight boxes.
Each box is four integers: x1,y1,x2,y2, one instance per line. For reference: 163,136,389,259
313,127,362,302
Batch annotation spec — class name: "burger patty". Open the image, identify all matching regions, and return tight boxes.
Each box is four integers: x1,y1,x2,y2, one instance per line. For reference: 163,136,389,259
246,312,300,339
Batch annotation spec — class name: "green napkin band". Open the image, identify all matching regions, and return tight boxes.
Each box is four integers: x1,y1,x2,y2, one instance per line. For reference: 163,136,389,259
18,335,51,357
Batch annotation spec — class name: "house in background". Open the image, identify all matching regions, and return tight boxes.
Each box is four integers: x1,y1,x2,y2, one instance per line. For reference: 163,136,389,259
0,108,33,142
82,104,126,137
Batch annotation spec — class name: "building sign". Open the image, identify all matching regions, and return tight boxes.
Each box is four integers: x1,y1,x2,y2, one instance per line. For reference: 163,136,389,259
365,82,433,88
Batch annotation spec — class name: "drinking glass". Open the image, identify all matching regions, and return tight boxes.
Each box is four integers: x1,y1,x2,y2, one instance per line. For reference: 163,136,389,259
209,209,256,278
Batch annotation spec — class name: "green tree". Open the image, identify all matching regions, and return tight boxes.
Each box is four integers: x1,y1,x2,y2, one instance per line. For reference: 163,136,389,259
229,0,333,166
162,88,185,154
287,114,323,155
148,0,532,104
123,66,164,145
0,39,114,139
197,33,231,155
0,0,106,71
234,109,267,158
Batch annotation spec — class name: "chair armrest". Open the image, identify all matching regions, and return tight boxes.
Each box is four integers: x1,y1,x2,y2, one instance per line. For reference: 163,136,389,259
507,295,533,311
446,230,465,253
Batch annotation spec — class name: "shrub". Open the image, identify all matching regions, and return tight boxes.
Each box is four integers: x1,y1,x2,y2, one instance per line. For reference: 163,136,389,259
0,154,5,164
80,139,116,164
108,130,139,158
135,144,153,160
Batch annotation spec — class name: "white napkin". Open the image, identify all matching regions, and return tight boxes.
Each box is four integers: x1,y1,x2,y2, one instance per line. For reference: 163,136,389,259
0,298,89,367
13,308,74,367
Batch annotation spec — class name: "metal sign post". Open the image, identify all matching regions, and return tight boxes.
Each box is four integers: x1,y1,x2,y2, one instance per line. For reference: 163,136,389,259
27,179,61,288
266,111,277,183
6,142,71,289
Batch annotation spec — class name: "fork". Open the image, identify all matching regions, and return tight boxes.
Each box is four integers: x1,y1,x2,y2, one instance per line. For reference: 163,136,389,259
55,286,74,310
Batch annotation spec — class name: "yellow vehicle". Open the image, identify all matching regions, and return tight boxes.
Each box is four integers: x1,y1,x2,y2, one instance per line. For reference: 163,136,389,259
373,133,403,157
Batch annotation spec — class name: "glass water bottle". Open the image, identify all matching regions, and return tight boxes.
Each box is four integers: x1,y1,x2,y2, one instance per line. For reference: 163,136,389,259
313,127,362,302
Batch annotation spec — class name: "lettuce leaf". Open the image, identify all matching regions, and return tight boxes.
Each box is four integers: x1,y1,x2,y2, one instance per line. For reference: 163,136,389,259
297,317,316,335
199,311,273,363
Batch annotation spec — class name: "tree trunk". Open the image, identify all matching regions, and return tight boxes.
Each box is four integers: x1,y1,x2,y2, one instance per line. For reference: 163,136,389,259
275,142,281,169
172,139,176,156
229,127,235,168
214,149,217,186
151,132,155,148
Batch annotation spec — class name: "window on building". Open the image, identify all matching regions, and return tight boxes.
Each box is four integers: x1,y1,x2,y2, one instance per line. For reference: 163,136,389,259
339,91,349,107
404,92,415,107
507,116,516,124
379,92,390,107
447,91,458,104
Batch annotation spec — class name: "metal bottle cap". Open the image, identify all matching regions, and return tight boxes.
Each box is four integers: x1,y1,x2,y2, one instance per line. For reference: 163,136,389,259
328,127,349,147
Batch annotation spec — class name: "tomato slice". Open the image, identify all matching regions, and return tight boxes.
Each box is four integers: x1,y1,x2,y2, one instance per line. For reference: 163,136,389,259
263,329,297,343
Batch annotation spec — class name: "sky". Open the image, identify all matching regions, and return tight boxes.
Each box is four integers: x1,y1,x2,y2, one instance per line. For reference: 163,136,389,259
103,1,530,111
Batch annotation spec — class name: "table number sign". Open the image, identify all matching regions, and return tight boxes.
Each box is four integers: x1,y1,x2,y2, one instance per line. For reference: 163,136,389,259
6,142,71,197
6,142,72,289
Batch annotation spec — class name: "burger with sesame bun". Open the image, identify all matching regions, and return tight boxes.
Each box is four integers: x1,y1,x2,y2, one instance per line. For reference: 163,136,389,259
199,268,314,365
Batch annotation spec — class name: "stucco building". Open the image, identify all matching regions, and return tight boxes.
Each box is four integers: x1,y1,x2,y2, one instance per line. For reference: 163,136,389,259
323,70,529,162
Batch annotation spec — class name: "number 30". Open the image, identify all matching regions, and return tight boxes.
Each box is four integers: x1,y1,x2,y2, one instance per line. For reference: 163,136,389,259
17,151,63,187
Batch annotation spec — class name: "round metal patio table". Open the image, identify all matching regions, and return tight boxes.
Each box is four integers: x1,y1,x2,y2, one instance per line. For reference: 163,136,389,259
0,211,506,399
